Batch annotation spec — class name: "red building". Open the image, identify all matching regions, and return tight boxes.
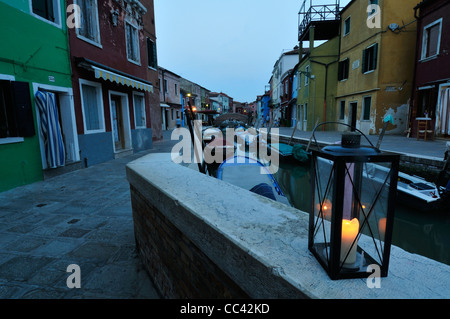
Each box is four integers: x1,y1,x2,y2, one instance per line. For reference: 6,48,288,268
68,0,156,166
142,0,161,141
280,68,295,127
410,0,450,138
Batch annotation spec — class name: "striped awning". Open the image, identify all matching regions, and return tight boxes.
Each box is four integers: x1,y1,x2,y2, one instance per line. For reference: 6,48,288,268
92,66,153,93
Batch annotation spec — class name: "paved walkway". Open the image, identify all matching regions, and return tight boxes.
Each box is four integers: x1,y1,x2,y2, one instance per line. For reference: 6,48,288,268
276,127,449,160
0,131,177,299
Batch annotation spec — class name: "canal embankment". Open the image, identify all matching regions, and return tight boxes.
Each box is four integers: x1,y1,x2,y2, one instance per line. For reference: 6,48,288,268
275,128,449,182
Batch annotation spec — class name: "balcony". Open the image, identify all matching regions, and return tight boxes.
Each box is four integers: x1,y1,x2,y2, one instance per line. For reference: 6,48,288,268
298,0,341,41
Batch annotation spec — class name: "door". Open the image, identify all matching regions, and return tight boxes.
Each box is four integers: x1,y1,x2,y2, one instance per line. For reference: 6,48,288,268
349,102,358,131
111,95,125,150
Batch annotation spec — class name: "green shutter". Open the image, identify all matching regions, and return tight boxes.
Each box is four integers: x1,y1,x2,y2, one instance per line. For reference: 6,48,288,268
362,49,367,73
372,43,378,70
11,81,35,137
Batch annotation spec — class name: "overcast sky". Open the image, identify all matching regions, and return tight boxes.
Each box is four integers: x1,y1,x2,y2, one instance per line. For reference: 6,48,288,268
154,0,351,103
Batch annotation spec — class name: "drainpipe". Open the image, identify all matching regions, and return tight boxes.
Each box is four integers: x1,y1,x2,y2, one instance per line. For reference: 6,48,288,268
311,59,339,131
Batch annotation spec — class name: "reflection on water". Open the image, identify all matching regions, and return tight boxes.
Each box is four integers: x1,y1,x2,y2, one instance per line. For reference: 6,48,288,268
274,160,450,266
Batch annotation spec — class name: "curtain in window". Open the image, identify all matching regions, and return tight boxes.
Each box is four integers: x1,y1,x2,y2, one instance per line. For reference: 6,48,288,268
35,91,65,168
437,88,450,135
426,24,440,58
134,96,145,127
79,0,95,41
81,84,100,131
127,23,139,61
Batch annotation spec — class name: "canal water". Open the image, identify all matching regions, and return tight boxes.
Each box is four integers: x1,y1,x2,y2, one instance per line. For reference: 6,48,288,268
273,160,450,266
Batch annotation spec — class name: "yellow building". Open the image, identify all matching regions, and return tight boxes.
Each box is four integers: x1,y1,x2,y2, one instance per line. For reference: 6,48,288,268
336,0,417,135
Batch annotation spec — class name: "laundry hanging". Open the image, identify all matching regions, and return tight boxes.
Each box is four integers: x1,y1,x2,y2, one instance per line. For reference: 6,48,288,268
35,90,65,168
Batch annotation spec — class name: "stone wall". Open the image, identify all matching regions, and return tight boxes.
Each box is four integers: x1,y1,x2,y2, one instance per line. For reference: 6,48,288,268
130,184,249,298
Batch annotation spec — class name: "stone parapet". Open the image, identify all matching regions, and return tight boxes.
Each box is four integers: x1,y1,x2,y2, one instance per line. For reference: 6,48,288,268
127,153,450,299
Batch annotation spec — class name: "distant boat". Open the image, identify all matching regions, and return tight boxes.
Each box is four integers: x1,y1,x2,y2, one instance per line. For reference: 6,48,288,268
217,155,291,206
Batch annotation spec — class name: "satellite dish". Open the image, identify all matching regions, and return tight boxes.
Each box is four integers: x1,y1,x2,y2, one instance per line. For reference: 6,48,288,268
389,23,399,31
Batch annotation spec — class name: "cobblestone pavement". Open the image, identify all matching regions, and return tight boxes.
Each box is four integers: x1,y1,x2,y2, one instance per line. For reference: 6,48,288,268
0,131,177,299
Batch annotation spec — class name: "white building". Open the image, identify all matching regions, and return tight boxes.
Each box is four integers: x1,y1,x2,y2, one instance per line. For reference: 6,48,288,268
271,48,299,120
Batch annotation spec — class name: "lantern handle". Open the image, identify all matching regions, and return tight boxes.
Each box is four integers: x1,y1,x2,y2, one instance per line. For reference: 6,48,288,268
306,121,378,152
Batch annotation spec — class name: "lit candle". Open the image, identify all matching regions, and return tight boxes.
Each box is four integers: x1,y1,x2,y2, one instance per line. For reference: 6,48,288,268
316,199,332,221
378,218,387,241
341,218,359,265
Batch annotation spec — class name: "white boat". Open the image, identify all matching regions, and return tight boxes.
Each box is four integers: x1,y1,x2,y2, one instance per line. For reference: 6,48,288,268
365,163,445,212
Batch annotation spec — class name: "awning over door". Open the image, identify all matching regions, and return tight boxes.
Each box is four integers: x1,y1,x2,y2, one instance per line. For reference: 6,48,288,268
92,66,153,92
75,57,153,93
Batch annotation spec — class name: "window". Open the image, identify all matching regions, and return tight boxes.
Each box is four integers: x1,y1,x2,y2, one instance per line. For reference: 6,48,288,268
362,43,378,73
126,22,140,64
363,96,371,121
305,66,310,86
0,80,35,140
30,0,61,26
175,84,178,96
133,93,146,128
76,0,101,45
80,80,104,133
147,38,157,69
164,79,168,94
338,59,350,81
339,101,346,120
304,103,308,121
344,17,351,36
421,19,442,60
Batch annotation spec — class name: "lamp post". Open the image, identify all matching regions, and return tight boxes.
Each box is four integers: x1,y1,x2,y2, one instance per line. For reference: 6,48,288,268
309,131,399,280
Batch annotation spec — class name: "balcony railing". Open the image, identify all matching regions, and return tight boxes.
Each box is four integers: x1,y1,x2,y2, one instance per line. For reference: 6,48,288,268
298,0,341,40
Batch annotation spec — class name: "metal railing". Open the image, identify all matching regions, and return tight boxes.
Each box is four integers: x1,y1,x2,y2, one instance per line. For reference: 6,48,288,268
298,0,341,39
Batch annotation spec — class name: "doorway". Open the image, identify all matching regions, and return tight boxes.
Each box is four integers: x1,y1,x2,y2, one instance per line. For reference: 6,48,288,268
111,96,124,150
33,83,80,169
349,102,358,131
109,91,131,153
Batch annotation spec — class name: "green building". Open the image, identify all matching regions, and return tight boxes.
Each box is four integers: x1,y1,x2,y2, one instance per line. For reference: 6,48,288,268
297,34,340,132
0,0,75,192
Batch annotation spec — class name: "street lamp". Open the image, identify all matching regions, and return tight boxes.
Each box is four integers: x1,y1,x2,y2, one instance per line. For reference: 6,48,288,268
309,131,399,280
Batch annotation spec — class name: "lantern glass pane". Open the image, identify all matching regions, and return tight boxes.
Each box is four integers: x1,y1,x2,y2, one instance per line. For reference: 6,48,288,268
356,162,393,265
312,157,335,264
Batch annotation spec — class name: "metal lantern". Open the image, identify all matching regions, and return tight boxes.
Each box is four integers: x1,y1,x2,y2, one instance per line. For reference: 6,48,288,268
309,132,399,280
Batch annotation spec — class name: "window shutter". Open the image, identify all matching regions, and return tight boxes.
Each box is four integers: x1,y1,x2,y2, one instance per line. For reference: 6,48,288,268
362,49,367,73
32,0,46,18
372,43,378,70
338,61,343,81
46,0,55,22
152,41,157,68
11,81,35,137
